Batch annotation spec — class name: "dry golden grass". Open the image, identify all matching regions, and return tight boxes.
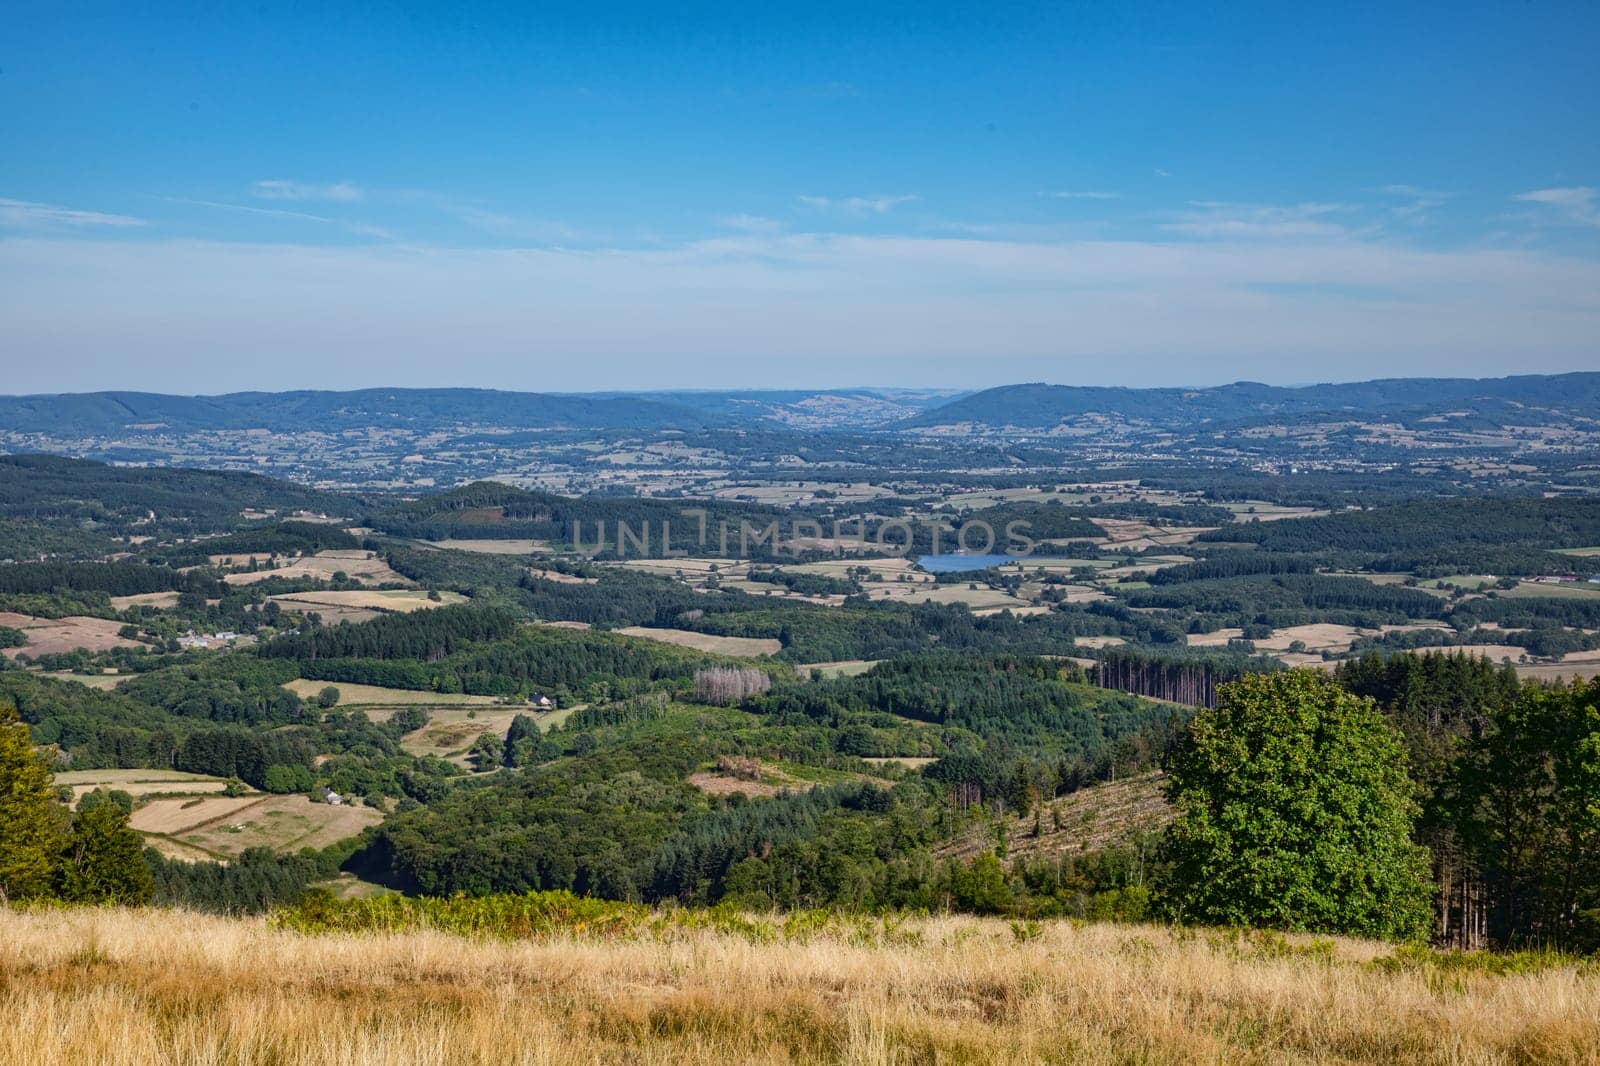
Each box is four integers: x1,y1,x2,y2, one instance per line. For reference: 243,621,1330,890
0,613,139,658
1,906,1597,1065
617,626,782,657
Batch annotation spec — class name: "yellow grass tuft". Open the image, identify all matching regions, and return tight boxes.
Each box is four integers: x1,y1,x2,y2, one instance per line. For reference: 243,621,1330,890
1,906,1596,1064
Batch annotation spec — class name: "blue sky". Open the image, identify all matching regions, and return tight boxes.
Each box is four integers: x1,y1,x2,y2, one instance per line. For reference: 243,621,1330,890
2,2,1597,394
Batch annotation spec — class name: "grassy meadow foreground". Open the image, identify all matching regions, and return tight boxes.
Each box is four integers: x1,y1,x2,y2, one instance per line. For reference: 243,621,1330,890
2,905,1597,1066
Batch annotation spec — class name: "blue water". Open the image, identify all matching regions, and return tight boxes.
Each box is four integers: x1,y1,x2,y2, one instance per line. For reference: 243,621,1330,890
916,553,1019,573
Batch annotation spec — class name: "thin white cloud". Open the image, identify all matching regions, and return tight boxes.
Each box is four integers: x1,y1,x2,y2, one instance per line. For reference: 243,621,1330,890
1372,184,1451,222
252,180,364,202
1164,201,1355,240
798,194,917,215
1515,186,1599,228
718,214,786,234
0,198,145,228
450,207,592,243
165,196,394,240
1050,191,1121,200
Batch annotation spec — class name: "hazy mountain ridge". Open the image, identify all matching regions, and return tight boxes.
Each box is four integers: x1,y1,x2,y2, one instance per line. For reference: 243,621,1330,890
901,374,1600,431
6,376,1595,438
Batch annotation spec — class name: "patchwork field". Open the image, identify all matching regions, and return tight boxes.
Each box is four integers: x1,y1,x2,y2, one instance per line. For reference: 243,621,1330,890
54,769,232,802
0,612,139,658
1090,518,1216,549
617,626,782,657
220,550,409,587
129,795,266,836
130,794,383,858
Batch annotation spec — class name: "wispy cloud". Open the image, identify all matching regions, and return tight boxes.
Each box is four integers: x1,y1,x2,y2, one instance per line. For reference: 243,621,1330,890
449,207,592,243
0,198,145,228
251,180,364,202
1164,201,1354,240
1049,191,1120,200
165,196,393,240
1515,186,1599,228
1373,184,1452,222
797,194,917,215
718,214,786,234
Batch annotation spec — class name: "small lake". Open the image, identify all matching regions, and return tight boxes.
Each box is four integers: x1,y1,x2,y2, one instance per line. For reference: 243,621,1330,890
915,553,1020,573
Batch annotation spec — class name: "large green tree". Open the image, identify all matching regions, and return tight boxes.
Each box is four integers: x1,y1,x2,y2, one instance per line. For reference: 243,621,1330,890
0,701,66,903
58,796,154,905
1157,669,1432,940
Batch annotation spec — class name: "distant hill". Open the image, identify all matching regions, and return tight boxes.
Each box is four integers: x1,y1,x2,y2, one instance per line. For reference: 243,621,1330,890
0,386,968,436
0,453,359,532
0,388,727,435
901,373,1600,431
618,388,969,429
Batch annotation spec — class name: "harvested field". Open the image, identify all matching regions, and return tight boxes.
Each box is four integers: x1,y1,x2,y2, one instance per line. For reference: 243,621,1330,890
1423,644,1529,662
861,756,937,770
526,568,597,585
0,613,139,658
614,557,737,576
270,589,467,614
399,708,532,761
1090,518,1215,549
39,671,125,690
129,796,267,836
109,591,181,610
281,678,505,707
801,660,880,678
173,795,383,857
220,550,409,587
863,583,1031,611
424,539,552,554
1188,627,1246,647
1504,581,1600,599
617,626,781,657
55,769,232,803
1516,659,1600,683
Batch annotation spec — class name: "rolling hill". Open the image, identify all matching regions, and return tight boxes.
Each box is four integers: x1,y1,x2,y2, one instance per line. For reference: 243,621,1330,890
901,373,1600,431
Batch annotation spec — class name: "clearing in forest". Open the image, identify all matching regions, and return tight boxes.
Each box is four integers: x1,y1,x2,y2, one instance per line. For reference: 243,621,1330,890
617,626,781,657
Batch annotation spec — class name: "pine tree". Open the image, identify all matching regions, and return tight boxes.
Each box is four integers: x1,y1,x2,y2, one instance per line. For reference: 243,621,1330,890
0,701,66,903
